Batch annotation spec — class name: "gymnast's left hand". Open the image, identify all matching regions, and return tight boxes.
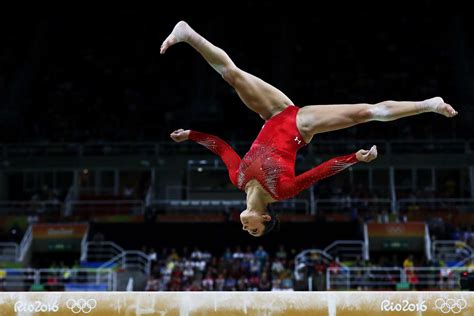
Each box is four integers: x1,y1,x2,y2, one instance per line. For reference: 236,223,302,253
356,145,377,162
170,129,190,142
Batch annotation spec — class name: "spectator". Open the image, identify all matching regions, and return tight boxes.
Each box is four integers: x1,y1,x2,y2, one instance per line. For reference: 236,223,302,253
215,274,225,291
276,245,287,260
222,248,233,262
148,248,157,263
191,247,202,260
145,275,160,291
258,272,271,291
201,272,214,291
254,246,268,266
403,255,419,290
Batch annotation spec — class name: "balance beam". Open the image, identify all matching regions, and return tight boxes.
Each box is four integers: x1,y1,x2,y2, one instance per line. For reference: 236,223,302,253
2,291,472,315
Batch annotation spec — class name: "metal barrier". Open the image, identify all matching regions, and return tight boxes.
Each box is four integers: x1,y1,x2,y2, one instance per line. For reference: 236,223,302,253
323,241,367,262
69,198,474,217
152,199,245,213
99,251,151,275
2,140,473,158
326,267,471,290
0,268,36,291
151,199,309,214
432,240,473,265
0,268,115,291
18,225,33,262
82,241,151,276
294,249,333,282
0,243,18,262
67,200,145,217
0,197,471,219
294,242,367,290
389,140,472,154
326,267,404,290
314,198,392,216
409,267,470,290
37,268,116,291
0,201,62,216
0,225,41,263
398,198,474,213
81,241,124,263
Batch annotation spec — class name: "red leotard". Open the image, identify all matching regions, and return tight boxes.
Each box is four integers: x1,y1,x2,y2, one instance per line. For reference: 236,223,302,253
188,105,359,200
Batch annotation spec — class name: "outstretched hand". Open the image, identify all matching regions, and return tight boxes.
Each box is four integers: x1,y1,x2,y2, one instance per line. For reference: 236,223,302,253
170,129,190,142
356,145,378,162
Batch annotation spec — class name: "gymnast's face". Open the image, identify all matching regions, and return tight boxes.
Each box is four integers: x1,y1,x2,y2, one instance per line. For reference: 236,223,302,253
240,209,271,237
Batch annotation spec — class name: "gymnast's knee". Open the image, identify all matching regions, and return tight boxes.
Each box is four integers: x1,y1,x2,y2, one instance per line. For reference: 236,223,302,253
354,104,376,123
365,102,397,122
222,66,242,85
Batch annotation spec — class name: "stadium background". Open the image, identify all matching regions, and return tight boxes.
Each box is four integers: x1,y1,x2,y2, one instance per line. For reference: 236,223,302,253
0,2,473,292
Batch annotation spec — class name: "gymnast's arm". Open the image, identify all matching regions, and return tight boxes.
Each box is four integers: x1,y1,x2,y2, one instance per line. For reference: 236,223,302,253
170,129,241,186
280,145,378,198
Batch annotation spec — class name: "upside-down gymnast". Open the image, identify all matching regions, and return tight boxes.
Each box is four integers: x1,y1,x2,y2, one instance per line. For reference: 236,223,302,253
162,21,458,237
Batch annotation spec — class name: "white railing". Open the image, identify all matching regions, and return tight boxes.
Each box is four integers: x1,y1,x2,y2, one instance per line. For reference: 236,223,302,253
0,198,472,218
432,240,473,264
397,198,474,213
18,225,33,262
37,268,116,291
326,267,404,290
323,241,366,262
294,249,333,281
314,198,392,216
151,199,309,213
82,241,125,263
294,241,368,289
309,140,472,155
1,268,116,291
388,140,472,154
0,201,62,216
425,224,432,261
326,267,472,290
68,200,145,216
99,251,151,275
409,267,471,290
0,242,18,262
0,268,36,290
126,277,134,291
2,140,472,158
82,241,151,275
80,225,90,262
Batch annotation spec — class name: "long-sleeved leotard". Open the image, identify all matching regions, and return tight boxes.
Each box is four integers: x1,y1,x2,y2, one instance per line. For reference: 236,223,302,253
188,105,359,201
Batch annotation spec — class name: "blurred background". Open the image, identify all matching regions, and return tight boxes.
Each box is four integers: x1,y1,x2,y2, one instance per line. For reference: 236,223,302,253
0,1,473,292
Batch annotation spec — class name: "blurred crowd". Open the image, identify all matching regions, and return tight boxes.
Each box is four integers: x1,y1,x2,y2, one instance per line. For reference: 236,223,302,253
144,245,296,291
143,243,474,292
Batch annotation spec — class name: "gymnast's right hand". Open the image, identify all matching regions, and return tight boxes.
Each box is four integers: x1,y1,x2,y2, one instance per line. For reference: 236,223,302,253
356,145,378,162
170,129,190,142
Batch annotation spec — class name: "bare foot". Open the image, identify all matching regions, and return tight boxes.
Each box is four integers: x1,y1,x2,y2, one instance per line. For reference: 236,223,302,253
160,21,192,54
419,97,458,118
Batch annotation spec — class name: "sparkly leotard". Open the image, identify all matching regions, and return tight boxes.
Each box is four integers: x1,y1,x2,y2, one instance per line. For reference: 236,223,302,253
189,105,359,200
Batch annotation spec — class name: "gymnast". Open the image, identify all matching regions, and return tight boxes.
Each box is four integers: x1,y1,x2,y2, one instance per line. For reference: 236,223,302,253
162,21,458,237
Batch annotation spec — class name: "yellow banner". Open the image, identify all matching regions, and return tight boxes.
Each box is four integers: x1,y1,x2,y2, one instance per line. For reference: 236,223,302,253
0,292,472,315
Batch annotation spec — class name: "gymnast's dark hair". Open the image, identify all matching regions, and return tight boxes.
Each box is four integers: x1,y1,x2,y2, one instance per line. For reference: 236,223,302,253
262,205,280,236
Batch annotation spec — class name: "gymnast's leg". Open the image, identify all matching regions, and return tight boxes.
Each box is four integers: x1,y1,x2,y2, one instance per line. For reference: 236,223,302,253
161,21,292,120
296,97,458,143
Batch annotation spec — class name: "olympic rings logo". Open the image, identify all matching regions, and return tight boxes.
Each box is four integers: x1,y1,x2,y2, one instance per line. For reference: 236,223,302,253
434,298,467,314
66,299,97,314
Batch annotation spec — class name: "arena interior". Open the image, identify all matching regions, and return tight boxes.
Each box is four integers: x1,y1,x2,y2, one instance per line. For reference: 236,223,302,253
0,3,473,310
